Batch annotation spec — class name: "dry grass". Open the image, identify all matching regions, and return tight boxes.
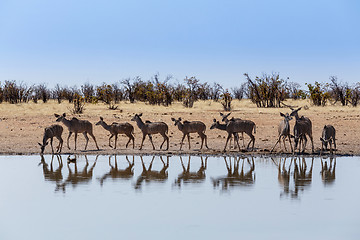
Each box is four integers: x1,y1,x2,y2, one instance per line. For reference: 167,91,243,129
0,99,359,155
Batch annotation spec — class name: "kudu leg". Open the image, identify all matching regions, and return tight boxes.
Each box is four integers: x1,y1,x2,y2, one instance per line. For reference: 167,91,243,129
309,135,314,153
200,132,209,149
329,141,333,154
179,134,186,150
67,132,72,149
148,134,156,150
159,133,169,150
109,134,114,148
223,133,232,151
242,133,245,148
234,133,241,151
199,133,203,149
74,133,78,150
56,136,63,153
88,132,99,150
187,134,191,149
246,133,255,150
288,135,293,153
114,134,118,149
140,134,146,150
125,134,132,148
50,138,54,154
82,132,89,150
271,136,282,152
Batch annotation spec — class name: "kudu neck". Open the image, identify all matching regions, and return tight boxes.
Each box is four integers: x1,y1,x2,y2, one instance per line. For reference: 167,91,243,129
99,121,111,131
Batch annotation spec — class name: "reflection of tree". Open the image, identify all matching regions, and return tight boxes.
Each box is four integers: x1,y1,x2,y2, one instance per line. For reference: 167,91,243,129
98,155,134,186
321,157,336,186
212,156,255,191
174,156,207,187
134,156,169,190
56,155,98,192
39,155,64,191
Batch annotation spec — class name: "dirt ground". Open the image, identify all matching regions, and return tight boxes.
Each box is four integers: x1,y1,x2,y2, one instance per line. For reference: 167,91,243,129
0,99,358,156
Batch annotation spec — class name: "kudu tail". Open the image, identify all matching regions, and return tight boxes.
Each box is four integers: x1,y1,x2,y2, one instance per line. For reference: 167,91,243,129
253,124,256,134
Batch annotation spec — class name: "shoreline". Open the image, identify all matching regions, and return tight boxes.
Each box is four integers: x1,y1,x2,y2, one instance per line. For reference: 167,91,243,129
1,149,354,157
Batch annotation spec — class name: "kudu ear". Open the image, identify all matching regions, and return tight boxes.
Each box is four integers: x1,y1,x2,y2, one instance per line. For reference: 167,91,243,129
54,113,60,118
100,117,103,121
297,107,302,111
45,141,49,146
219,112,224,117
178,117,181,121
38,143,42,146
280,112,285,117
225,112,231,118
139,113,143,117
62,113,66,117
213,119,216,122
171,118,175,121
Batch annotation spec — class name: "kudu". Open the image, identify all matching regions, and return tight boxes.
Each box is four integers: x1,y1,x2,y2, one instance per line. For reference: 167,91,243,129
210,118,256,151
171,117,209,150
212,156,255,191
54,113,99,151
174,156,208,187
135,156,169,190
131,113,169,150
271,113,293,153
96,117,135,149
219,112,243,148
320,125,336,154
38,124,64,154
98,155,134,186
290,107,314,153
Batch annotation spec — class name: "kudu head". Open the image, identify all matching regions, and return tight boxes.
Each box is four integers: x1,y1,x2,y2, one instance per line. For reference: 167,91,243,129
131,113,142,122
95,117,105,126
54,113,66,122
171,117,182,126
220,112,231,122
280,112,292,122
38,141,49,154
290,107,302,118
210,119,219,129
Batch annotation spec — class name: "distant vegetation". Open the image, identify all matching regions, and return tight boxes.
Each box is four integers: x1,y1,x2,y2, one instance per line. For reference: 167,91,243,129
0,73,359,110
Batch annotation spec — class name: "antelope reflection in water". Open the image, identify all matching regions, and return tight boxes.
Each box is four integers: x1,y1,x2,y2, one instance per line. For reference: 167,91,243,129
273,157,314,199
321,156,336,186
135,156,169,190
212,156,255,191
271,157,293,198
56,155,98,192
39,155,64,191
293,157,314,198
174,156,208,187
98,155,134,186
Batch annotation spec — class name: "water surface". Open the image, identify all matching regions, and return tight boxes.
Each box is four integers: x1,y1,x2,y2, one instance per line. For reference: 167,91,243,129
0,155,359,240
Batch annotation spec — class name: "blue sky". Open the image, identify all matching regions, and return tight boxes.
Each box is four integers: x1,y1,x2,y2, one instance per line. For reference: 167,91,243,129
0,0,359,89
